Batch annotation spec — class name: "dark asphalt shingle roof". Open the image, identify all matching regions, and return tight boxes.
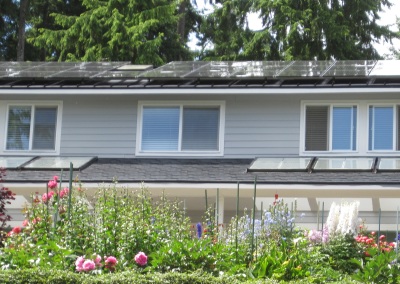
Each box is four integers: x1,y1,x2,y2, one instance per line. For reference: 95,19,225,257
3,158,400,185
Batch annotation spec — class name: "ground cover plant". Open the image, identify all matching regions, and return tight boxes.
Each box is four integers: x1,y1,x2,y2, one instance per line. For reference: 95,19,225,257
0,176,399,283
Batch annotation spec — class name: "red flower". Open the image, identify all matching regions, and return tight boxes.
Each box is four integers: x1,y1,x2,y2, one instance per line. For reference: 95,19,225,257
275,193,279,200
12,226,21,234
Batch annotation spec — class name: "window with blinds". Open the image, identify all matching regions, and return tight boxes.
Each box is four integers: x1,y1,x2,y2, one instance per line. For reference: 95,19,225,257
305,105,357,151
368,106,398,151
140,105,221,152
6,105,58,151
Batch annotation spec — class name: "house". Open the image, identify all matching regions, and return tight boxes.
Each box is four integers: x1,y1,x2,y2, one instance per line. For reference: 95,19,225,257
1,60,400,232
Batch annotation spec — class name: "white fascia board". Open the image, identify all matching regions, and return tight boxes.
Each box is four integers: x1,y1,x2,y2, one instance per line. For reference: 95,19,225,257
6,182,400,198
2,88,400,96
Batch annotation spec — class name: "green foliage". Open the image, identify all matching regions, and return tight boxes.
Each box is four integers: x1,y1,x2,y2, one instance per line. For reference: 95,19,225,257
30,0,192,63
320,234,361,274
200,0,398,60
351,249,400,284
0,268,245,284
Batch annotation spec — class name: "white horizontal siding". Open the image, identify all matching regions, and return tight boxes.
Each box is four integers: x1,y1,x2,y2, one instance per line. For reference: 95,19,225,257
60,97,137,157
223,97,300,157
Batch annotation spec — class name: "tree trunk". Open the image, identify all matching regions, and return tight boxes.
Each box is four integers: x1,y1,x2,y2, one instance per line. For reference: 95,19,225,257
17,0,29,61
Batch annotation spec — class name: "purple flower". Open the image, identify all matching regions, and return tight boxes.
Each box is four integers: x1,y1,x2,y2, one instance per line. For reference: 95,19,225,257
196,222,202,239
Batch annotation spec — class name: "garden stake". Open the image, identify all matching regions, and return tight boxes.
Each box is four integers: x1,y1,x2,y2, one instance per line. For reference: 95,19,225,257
236,182,240,262
46,182,49,235
251,176,257,258
261,201,263,220
378,207,381,254
396,206,399,262
205,189,208,211
67,162,73,221
216,188,219,236
321,202,324,234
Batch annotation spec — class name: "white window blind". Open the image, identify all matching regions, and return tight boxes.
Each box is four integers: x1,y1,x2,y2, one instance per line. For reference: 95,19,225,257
182,107,219,150
32,107,57,150
305,106,328,151
332,106,357,150
140,105,221,152
369,106,393,150
6,105,58,151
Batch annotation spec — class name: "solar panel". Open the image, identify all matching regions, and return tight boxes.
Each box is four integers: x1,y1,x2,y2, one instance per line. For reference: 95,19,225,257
139,61,209,78
313,157,374,171
369,61,399,76
23,156,97,170
0,156,35,169
323,60,377,77
377,158,400,171
277,61,335,77
248,157,312,172
187,61,292,78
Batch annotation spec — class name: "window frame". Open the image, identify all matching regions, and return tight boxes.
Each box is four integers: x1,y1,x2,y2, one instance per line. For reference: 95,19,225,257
300,101,359,155
136,101,225,156
367,103,397,152
3,101,63,155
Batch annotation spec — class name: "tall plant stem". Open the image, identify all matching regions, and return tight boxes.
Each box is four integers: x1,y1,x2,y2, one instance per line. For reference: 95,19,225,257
251,176,257,258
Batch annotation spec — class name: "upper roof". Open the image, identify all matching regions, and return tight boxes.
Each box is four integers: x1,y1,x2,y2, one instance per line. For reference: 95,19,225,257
1,60,400,89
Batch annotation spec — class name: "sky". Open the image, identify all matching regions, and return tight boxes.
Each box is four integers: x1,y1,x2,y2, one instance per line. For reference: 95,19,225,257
190,2,400,58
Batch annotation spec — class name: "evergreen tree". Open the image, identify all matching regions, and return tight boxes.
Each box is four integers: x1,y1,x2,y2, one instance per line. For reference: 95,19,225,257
0,0,18,60
31,0,194,64
199,0,397,60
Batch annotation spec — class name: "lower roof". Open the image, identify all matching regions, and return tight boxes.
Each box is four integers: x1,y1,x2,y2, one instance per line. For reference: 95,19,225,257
3,158,400,185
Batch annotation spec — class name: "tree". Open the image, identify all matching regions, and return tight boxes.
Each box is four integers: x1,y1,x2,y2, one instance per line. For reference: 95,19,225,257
0,0,18,60
31,0,193,64
199,0,398,60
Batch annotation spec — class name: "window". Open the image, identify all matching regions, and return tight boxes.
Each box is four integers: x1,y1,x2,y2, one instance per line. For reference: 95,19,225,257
5,104,60,152
137,102,224,155
304,105,357,151
368,105,399,151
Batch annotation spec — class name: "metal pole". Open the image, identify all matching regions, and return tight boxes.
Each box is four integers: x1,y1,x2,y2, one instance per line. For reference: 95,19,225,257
251,176,257,256
67,162,73,220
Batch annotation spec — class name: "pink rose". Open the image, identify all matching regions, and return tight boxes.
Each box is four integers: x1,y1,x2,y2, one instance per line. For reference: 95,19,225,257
105,256,118,267
12,226,21,234
82,260,96,272
53,176,59,182
48,180,58,189
94,255,102,267
22,219,29,227
134,251,148,266
75,256,85,272
60,187,69,199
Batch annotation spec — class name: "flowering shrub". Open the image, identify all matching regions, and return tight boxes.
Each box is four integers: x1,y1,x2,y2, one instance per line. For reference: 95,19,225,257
0,176,399,283
0,167,15,230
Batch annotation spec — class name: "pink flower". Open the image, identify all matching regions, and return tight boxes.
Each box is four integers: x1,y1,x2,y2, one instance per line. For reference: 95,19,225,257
105,256,118,267
22,219,29,227
53,176,59,182
75,256,85,272
94,255,102,267
32,217,41,224
12,226,21,234
82,260,96,272
134,251,148,266
48,179,58,189
42,191,55,203
60,187,69,199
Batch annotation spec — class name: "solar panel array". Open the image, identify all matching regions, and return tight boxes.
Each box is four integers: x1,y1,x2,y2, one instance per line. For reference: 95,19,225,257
248,157,400,172
0,60,399,80
0,156,97,170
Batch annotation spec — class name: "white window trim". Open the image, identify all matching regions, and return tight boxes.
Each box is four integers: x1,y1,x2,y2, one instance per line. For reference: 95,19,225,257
367,103,397,152
136,101,225,157
2,101,63,155
300,101,360,155
300,100,400,156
